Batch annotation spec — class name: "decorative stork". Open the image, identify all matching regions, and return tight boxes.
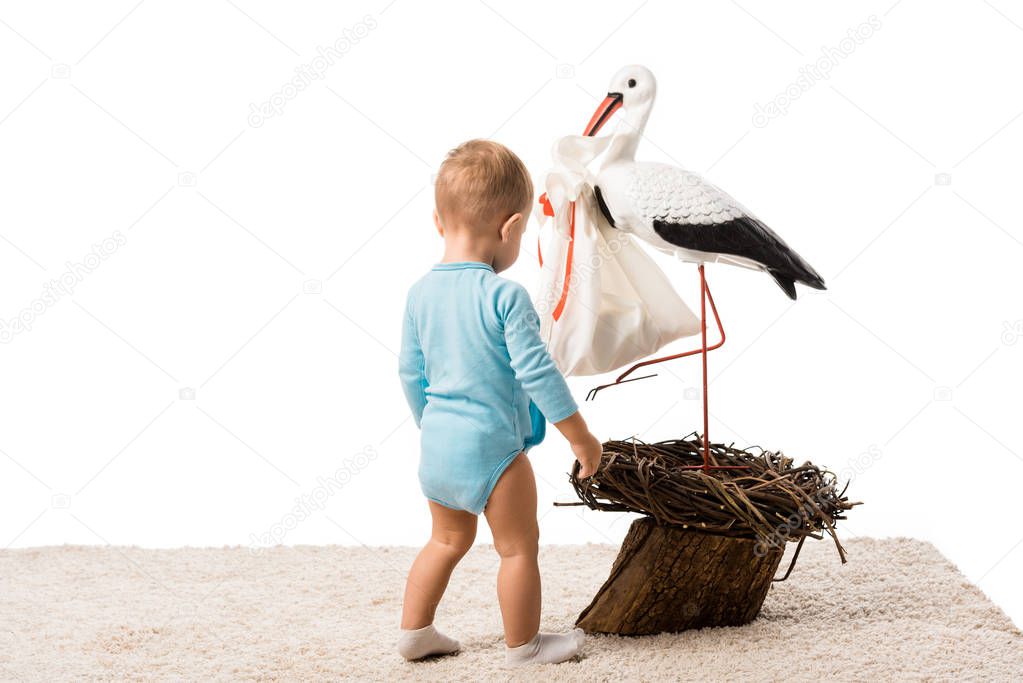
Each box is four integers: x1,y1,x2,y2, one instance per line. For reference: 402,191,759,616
581,65,826,470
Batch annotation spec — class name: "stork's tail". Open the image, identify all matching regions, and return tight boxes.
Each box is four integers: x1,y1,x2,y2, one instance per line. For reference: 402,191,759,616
769,265,826,300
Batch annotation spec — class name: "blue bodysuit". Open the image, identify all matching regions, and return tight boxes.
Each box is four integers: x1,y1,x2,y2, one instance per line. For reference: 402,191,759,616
399,261,578,514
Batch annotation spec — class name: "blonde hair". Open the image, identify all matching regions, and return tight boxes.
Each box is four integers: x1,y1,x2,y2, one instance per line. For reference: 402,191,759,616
435,139,533,229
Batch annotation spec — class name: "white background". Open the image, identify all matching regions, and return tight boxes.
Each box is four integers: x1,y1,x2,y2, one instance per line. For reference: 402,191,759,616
2,1,1022,626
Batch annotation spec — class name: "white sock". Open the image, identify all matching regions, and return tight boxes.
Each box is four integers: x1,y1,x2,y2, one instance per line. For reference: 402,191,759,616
397,624,461,661
505,628,585,666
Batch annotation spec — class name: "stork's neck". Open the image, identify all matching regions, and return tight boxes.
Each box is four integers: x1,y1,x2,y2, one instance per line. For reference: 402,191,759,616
603,100,652,166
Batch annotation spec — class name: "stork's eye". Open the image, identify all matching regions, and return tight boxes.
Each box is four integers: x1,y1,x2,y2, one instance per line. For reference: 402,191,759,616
628,78,637,88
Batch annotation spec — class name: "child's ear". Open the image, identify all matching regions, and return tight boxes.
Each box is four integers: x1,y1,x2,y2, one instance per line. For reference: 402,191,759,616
433,210,444,237
499,212,523,242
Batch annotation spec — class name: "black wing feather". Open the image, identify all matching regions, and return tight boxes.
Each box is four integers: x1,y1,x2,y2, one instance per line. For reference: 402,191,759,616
653,216,825,300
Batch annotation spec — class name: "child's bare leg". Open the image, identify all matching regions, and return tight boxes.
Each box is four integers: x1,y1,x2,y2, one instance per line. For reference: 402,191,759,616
484,453,541,646
486,453,584,665
398,501,476,660
402,501,476,628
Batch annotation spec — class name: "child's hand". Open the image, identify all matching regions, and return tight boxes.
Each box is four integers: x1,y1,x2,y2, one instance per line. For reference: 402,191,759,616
553,412,602,478
572,433,603,479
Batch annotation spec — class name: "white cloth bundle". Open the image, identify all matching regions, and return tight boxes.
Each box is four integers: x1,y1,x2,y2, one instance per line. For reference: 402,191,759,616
533,135,700,377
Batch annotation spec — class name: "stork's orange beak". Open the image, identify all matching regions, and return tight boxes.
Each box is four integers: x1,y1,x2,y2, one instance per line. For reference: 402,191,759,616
584,92,623,136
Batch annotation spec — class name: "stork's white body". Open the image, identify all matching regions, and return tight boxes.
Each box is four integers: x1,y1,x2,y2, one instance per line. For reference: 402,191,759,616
586,65,825,299
596,160,765,271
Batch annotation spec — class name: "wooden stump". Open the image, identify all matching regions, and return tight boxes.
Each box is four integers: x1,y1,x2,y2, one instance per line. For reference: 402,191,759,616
576,517,784,635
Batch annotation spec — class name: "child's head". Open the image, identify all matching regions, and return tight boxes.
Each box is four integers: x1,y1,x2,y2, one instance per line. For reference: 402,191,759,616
434,139,533,272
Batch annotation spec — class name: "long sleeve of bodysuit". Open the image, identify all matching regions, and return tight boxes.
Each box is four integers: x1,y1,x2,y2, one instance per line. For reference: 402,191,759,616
398,296,428,428
496,282,578,424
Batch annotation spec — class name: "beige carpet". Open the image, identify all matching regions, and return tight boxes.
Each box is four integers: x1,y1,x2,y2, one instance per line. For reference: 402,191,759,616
1,538,1021,681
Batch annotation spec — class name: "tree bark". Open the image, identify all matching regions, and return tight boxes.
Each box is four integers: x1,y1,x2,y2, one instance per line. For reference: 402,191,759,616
576,517,784,635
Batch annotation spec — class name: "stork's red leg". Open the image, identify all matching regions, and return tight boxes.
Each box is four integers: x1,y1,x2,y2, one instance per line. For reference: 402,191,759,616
586,265,748,472
680,266,747,471
700,264,710,469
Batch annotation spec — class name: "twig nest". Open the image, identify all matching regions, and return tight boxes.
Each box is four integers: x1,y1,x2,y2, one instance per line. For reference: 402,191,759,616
570,433,858,561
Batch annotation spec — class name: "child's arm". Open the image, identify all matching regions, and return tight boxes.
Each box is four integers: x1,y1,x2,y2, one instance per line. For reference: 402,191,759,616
398,299,427,427
498,282,602,477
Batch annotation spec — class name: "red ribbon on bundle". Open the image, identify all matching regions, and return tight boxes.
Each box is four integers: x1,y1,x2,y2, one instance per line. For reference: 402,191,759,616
537,193,574,322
